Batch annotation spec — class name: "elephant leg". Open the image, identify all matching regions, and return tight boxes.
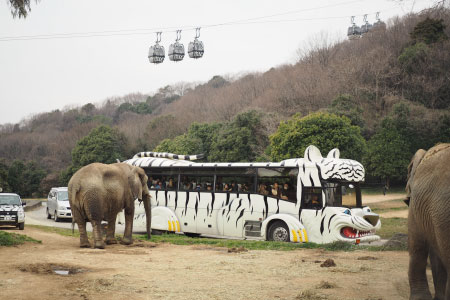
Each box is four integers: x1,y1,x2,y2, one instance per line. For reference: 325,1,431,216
105,215,118,245
430,248,447,300
121,206,134,245
72,206,90,248
409,214,432,300
77,219,91,248
91,220,105,249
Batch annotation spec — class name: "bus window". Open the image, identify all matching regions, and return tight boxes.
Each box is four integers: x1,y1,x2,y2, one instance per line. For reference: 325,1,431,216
148,175,178,190
323,182,361,208
341,183,361,207
216,176,254,193
302,187,323,209
180,175,213,192
323,182,342,207
257,168,297,202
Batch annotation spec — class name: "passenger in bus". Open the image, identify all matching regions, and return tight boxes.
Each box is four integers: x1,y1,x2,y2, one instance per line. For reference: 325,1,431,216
310,195,321,208
258,183,268,195
206,185,212,191
155,181,162,190
195,184,202,191
280,183,289,200
240,183,249,192
183,182,192,190
231,182,238,192
167,178,175,190
271,182,281,197
223,183,231,192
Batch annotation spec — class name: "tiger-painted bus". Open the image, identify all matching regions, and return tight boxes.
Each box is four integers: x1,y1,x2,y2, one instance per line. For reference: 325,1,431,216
119,145,381,244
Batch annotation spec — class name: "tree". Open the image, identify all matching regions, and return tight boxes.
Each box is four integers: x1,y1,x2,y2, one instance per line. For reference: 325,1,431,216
60,125,126,185
269,112,367,162
7,160,46,197
8,0,38,18
410,17,448,45
328,94,365,128
364,118,411,187
0,159,11,192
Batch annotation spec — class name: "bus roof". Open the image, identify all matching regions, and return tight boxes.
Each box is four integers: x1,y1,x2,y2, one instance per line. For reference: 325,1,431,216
124,145,365,183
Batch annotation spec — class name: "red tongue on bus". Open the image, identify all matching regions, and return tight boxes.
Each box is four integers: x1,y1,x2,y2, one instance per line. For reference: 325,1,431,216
342,227,357,238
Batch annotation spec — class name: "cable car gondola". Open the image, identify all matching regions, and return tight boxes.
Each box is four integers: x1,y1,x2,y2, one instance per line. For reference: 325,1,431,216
188,28,204,59
148,32,165,64
169,30,185,62
360,14,373,34
347,16,361,39
373,12,386,29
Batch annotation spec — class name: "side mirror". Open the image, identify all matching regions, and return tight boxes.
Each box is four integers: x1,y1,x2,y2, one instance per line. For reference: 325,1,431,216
22,202,27,206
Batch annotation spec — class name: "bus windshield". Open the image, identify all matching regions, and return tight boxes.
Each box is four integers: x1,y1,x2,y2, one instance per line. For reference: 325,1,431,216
323,182,361,208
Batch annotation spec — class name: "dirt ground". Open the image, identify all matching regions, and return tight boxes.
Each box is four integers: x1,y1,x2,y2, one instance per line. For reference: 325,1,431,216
0,226,432,300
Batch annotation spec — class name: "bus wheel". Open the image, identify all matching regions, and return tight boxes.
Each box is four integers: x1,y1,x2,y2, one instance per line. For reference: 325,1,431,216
268,221,290,242
184,232,200,238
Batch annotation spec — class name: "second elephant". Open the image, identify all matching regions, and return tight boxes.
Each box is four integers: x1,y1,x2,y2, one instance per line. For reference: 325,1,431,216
406,144,450,300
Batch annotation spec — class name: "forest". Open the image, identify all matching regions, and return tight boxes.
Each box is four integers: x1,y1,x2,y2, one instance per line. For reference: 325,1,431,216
0,7,449,197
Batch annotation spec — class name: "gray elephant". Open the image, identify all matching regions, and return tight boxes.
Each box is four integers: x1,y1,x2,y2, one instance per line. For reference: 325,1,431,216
406,144,450,300
68,162,151,249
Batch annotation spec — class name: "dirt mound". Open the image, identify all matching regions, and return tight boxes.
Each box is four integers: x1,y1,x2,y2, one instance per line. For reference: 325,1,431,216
357,256,378,260
18,263,87,275
228,246,248,253
320,259,336,267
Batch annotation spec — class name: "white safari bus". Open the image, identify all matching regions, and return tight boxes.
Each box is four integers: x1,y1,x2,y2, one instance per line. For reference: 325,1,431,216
121,145,381,244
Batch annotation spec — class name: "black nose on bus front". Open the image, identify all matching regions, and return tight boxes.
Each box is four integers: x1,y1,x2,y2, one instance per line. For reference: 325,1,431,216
363,214,379,226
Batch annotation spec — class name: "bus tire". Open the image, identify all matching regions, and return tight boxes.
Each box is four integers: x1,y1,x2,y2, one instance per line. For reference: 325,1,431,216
184,232,200,238
268,221,290,242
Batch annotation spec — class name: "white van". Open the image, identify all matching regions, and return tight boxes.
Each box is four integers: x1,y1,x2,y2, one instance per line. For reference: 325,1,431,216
47,187,71,222
0,193,26,230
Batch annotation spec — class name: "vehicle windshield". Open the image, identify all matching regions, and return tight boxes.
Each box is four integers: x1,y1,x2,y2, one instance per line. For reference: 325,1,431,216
323,182,361,208
0,195,22,205
58,191,69,200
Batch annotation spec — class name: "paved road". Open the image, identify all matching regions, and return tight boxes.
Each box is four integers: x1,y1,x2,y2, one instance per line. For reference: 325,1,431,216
24,203,146,234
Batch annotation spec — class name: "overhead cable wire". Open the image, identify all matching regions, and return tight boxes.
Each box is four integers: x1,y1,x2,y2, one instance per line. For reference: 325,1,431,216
0,0,421,42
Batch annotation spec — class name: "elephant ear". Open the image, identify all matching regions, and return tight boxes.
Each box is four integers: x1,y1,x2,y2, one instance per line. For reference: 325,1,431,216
405,149,426,203
128,167,144,201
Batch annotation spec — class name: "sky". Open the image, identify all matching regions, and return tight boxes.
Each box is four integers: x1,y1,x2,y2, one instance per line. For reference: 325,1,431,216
0,0,437,124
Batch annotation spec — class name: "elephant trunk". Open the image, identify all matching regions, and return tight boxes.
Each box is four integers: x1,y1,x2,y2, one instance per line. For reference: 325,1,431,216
143,194,151,239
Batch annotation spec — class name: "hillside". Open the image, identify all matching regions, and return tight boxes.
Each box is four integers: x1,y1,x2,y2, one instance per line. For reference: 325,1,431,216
0,7,449,196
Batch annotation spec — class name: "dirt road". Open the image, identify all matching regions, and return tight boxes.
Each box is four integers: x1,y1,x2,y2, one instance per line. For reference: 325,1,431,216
0,226,429,300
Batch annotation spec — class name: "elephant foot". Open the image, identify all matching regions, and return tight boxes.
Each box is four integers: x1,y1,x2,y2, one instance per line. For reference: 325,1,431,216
79,239,91,248
105,238,118,245
120,237,133,245
94,241,106,249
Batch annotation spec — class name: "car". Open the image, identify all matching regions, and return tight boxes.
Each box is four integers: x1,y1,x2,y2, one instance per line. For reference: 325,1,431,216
47,187,71,222
0,193,26,230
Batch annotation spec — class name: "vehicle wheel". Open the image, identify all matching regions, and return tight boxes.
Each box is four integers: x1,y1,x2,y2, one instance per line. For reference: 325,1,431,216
18,223,25,230
54,211,59,222
184,232,200,238
268,221,290,242
46,208,51,219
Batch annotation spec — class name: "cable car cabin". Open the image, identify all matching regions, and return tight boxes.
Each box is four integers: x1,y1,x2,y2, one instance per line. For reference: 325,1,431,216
148,44,165,64
120,145,381,244
169,42,185,62
347,25,361,39
373,20,386,30
361,22,372,34
188,39,204,59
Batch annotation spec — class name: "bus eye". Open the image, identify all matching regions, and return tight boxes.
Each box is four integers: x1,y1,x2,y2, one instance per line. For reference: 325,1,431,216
366,208,371,212
344,209,351,215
